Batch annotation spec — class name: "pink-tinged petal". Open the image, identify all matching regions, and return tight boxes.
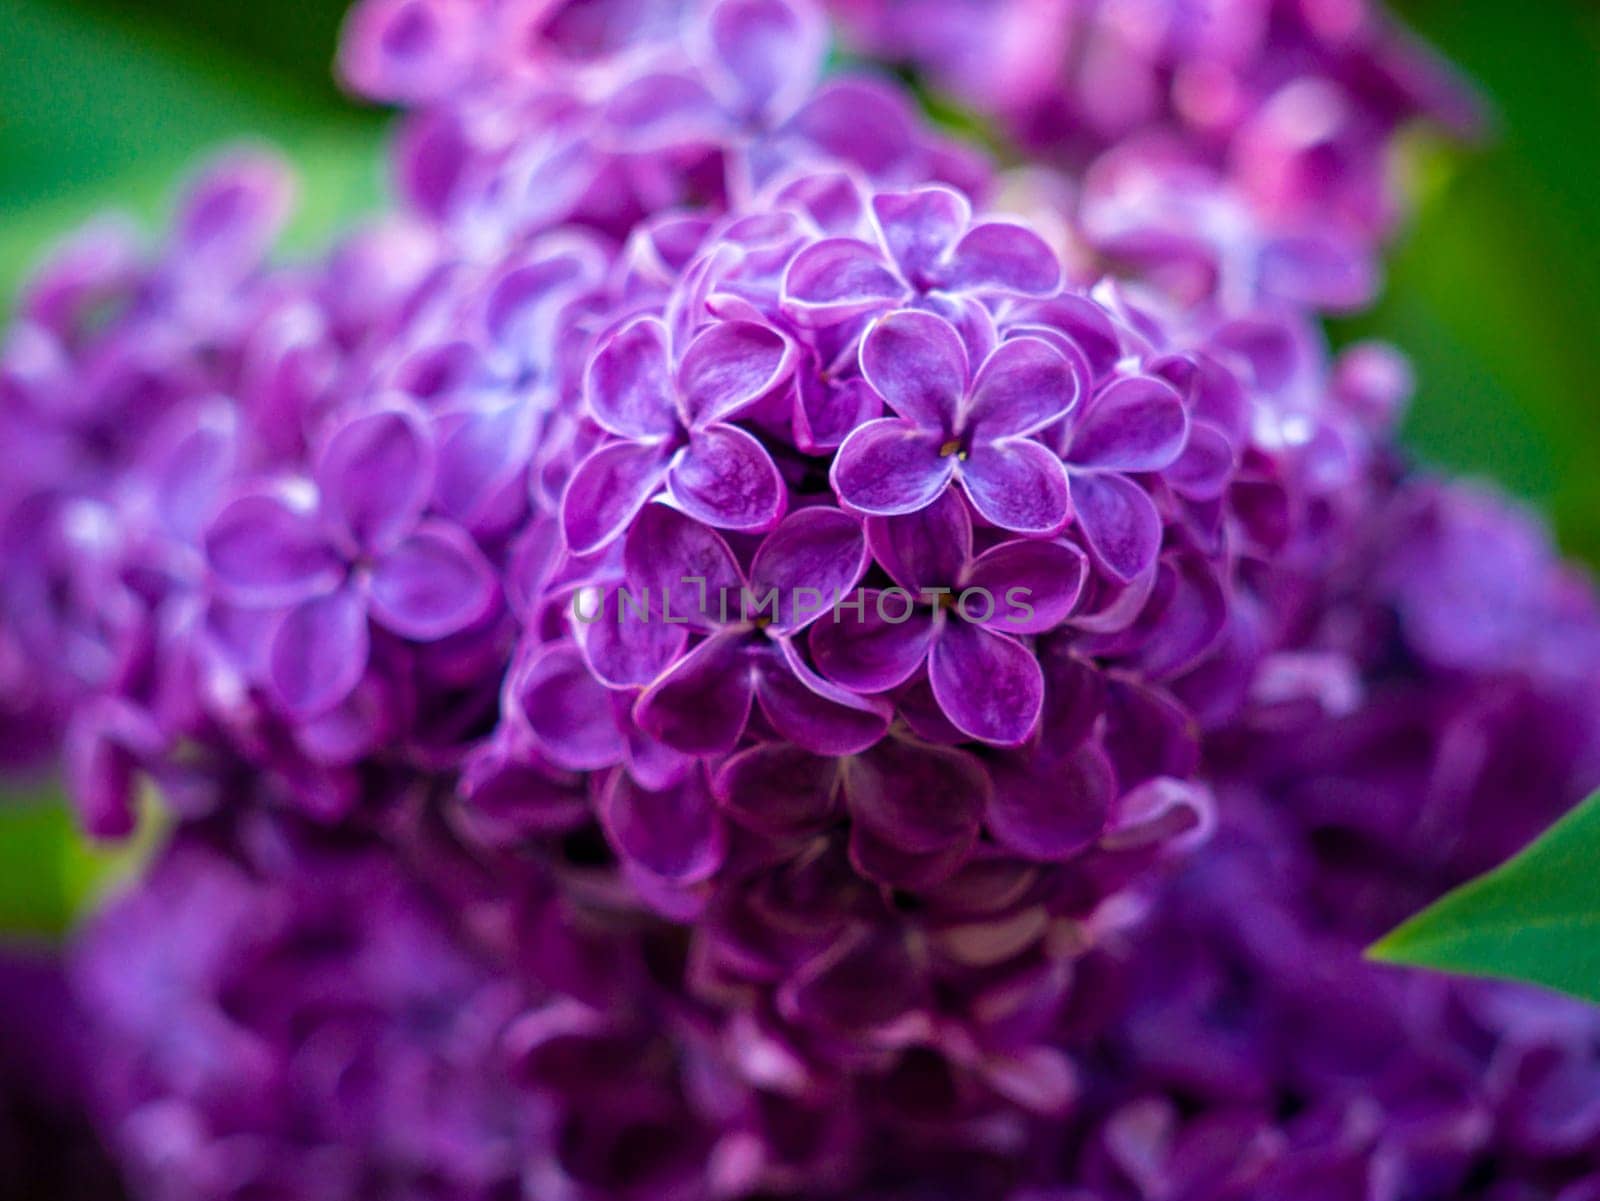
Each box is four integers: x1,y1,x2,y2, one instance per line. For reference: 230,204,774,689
1070,377,1189,472
268,588,370,717
510,645,625,772
749,507,868,634
1165,420,1236,501
964,540,1087,634
317,405,434,556
338,0,475,103
669,423,787,533
561,440,669,557
754,640,892,755
848,821,974,891
677,320,795,427
845,738,987,855
1069,472,1163,584
794,371,881,452
966,336,1083,440
809,593,937,694
940,221,1061,296
830,419,953,517
780,237,906,327
576,585,689,689
205,490,343,606
870,186,970,285
712,744,839,835
600,769,726,885
928,620,1044,746
960,438,1072,535
367,521,497,640
634,632,756,755
698,0,825,122
584,315,678,439
866,486,971,593
1101,777,1213,854
987,741,1115,861
982,1048,1078,1116
623,503,743,631
858,309,967,431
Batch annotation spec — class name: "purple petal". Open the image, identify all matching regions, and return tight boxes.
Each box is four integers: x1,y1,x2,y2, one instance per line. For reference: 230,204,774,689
633,632,755,755
858,309,967,431
576,585,689,689
584,316,678,439
623,503,743,632
809,593,937,693
561,440,670,557
784,78,920,179
1103,678,1199,788
268,587,370,716
367,520,498,640
698,0,825,122
1069,472,1163,584
1070,377,1189,472
986,741,1115,861
748,507,868,634
845,738,987,855
510,645,625,772
939,221,1061,296
1101,777,1213,853
870,186,969,286
1165,420,1236,501
866,486,972,594
964,540,1087,634
780,237,906,327
712,744,839,835
966,336,1083,440
677,320,795,427
431,400,535,529
316,405,434,556
600,769,726,885
205,490,343,606
598,71,722,152
778,929,926,1037
754,639,892,755
848,820,974,891
1124,554,1229,680
668,423,787,532
960,438,1072,535
829,419,952,517
793,371,881,452
928,620,1044,745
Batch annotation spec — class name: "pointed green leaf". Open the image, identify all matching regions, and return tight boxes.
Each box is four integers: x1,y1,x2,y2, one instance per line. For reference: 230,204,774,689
1370,787,1600,1003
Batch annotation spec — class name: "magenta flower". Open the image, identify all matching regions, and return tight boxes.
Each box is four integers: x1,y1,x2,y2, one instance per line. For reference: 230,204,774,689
832,309,1083,534
781,184,1060,326
562,316,795,554
204,404,498,715
811,489,1086,745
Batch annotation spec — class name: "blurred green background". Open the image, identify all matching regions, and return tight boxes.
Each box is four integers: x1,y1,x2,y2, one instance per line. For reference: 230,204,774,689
1,0,1597,937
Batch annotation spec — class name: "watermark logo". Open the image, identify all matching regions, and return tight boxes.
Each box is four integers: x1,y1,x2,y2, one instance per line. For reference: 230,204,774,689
572,580,1037,626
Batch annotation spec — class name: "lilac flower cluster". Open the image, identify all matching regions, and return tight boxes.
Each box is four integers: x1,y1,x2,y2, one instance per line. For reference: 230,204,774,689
3,0,1597,1198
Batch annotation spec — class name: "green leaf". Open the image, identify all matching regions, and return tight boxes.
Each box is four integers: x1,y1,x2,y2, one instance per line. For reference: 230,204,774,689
1370,788,1600,1003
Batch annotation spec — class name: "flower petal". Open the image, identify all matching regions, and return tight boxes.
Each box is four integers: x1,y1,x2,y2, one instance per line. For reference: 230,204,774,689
584,315,678,439
698,0,826,124
987,740,1116,861
960,438,1072,535
623,502,744,632
865,485,971,594
205,490,343,606
870,186,970,285
634,631,756,755
809,592,937,694
677,319,796,427
367,520,498,640
1070,376,1189,472
780,237,906,327
793,371,881,452
601,768,726,885
964,540,1087,635
848,821,974,891
966,336,1083,440
510,645,626,772
754,640,892,755
316,405,434,555
712,744,839,835
1070,472,1163,584
668,423,787,533
748,507,868,634
1165,420,1236,501
576,585,689,689
858,309,967,431
845,737,987,856
928,620,1044,745
431,399,535,529
561,440,670,557
268,588,370,717
830,419,953,517
939,221,1061,296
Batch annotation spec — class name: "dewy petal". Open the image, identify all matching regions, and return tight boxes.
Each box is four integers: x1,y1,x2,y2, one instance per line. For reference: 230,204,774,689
844,737,987,855
634,631,756,755
677,320,795,427
712,744,839,835
986,741,1116,861
367,520,498,640
870,186,970,286
964,540,1087,635
1070,472,1163,584
809,592,938,694
780,237,907,327
830,419,953,517
668,423,787,533
316,405,434,556
268,587,370,717
938,221,1061,296
561,440,670,557
754,640,891,755
1069,376,1189,473
748,507,868,634
577,586,689,689
960,438,1072,536
865,487,971,594
698,0,825,123
966,336,1083,440
928,620,1044,745
623,503,743,632
601,769,726,885
584,315,678,439
511,644,625,772
858,309,968,431
205,490,343,606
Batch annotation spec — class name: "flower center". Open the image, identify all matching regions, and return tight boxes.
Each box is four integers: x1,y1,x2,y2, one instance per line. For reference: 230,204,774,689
938,437,968,460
